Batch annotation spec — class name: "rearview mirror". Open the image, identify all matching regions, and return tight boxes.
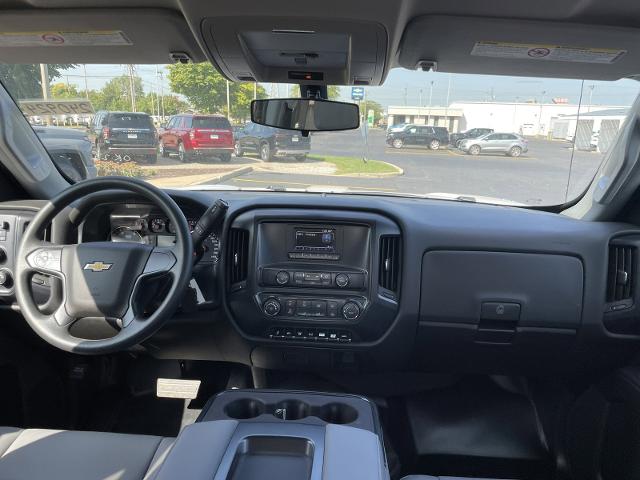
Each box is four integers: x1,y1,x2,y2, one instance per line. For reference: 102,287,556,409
251,98,359,132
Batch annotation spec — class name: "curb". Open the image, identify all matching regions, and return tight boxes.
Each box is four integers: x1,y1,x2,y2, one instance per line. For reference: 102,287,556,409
192,166,253,186
147,166,253,188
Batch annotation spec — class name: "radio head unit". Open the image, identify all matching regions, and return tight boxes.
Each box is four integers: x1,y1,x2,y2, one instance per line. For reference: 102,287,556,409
294,228,336,251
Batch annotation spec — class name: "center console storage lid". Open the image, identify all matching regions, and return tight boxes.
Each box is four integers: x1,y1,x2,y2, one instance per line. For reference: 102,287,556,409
154,420,238,480
153,389,389,480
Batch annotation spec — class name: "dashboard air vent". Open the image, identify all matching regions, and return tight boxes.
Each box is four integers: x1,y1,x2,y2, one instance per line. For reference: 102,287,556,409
379,236,401,294
607,244,635,302
227,228,249,285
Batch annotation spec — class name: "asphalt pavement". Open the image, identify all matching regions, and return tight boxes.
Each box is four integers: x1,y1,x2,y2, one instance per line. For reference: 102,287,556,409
204,129,605,206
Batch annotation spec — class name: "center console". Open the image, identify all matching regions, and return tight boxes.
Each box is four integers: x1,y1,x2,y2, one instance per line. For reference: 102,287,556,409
225,209,401,344
152,390,390,480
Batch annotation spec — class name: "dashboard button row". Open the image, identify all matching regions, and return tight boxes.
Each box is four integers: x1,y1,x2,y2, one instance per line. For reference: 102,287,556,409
267,327,352,343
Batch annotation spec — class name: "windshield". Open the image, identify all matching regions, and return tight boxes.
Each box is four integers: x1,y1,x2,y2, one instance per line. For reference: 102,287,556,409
2,63,640,206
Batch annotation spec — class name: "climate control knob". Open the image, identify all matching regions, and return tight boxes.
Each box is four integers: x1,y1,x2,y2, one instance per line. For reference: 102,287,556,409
275,270,290,285
263,298,281,317
342,301,360,321
335,273,350,288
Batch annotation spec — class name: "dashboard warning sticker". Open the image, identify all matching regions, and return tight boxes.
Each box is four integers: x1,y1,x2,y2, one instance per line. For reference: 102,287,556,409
471,41,626,64
0,31,132,47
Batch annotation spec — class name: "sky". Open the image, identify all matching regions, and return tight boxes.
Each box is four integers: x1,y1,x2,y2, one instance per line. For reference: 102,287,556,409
59,64,640,110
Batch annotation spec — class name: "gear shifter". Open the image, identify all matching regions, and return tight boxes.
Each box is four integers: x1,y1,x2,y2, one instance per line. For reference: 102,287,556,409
192,199,228,263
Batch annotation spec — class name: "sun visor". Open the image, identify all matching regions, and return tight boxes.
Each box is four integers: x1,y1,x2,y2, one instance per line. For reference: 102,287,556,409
0,9,206,64
398,15,640,80
201,17,387,85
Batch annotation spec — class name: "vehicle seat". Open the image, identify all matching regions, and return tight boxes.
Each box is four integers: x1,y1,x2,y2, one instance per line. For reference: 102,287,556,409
0,426,174,480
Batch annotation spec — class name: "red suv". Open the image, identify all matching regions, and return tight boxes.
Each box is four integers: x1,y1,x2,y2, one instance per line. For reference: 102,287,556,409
158,114,234,162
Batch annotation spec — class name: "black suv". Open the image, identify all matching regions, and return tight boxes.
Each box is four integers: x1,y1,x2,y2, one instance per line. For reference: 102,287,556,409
90,111,158,163
450,127,494,148
386,125,449,150
234,122,311,161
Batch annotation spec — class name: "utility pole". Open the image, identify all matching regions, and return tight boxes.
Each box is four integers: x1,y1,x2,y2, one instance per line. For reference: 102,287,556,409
82,64,89,99
127,64,136,112
155,65,161,117
39,64,51,125
445,74,453,129
226,80,231,120
254,82,257,100
159,71,165,119
588,85,595,112
427,81,434,126
403,87,407,106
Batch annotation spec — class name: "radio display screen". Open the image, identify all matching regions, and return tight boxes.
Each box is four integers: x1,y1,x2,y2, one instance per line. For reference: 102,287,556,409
295,228,336,251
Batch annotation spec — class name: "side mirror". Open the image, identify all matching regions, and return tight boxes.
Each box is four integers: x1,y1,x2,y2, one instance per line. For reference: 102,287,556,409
251,98,359,132
50,150,89,182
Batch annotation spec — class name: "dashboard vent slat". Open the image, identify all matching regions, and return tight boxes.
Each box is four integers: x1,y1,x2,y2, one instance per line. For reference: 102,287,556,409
379,236,401,294
227,228,249,285
607,244,635,303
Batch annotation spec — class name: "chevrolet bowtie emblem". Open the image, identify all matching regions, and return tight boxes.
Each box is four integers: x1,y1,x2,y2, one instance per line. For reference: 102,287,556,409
83,261,113,272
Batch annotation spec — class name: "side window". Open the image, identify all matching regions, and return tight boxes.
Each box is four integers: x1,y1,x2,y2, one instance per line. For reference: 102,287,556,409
504,134,517,140
408,127,417,134
486,134,499,140
183,117,192,129
167,117,176,128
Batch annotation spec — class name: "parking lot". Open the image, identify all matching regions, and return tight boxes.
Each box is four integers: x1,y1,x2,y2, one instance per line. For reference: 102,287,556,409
209,129,605,206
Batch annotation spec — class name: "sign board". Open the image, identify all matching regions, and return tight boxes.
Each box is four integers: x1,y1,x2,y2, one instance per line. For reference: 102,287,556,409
351,87,365,101
19,99,94,116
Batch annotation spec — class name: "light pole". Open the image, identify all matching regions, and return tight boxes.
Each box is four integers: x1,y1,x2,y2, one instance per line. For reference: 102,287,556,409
427,81,434,126
588,85,595,112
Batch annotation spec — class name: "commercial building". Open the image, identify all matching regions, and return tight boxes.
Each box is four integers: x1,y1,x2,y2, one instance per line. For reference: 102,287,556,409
387,102,627,139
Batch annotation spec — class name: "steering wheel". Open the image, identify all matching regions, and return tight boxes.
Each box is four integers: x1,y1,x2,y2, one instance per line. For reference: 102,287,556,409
14,177,193,355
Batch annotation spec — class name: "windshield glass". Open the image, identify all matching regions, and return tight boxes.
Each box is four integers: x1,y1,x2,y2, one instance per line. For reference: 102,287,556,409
2,63,639,206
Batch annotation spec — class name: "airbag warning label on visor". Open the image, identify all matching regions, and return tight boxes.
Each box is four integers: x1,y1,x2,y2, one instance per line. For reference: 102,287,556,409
0,31,132,47
471,41,626,64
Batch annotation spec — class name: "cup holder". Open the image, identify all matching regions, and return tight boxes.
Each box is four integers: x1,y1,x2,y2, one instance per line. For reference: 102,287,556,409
273,400,310,421
224,399,266,420
317,403,359,425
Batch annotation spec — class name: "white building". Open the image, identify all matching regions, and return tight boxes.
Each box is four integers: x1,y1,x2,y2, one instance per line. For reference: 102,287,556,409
549,108,629,152
387,101,627,137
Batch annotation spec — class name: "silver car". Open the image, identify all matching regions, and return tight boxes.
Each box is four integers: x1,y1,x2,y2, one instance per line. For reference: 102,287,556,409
458,132,528,157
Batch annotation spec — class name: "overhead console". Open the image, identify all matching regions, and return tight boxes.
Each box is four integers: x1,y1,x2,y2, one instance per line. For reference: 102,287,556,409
225,209,401,344
201,17,388,85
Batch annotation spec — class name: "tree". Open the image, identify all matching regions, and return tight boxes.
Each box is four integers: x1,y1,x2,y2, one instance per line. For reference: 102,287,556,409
167,63,227,113
231,82,267,121
90,75,144,112
50,83,81,99
0,64,75,100
137,93,190,116
358,99,384,125
167,63,266,120
327,85,342,100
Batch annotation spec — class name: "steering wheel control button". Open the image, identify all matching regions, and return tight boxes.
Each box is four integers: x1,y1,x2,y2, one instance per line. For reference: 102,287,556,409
342,301,360,320
28,249,62,272
275,270,290,285
263,298,281,316
335,273,350,288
